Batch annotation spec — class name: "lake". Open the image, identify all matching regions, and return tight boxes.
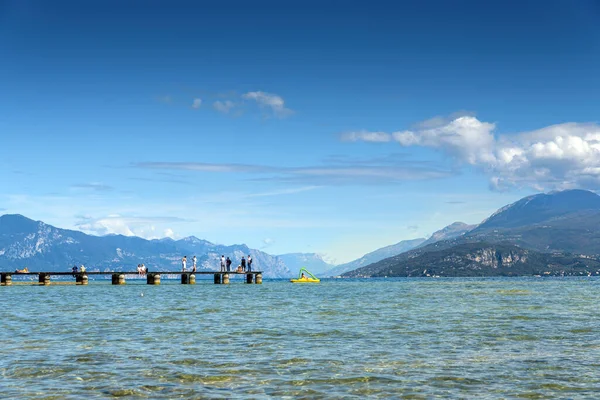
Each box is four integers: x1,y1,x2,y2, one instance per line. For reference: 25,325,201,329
1,277,599,398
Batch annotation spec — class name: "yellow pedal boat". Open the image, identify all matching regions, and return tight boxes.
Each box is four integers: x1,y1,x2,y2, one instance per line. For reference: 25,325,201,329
290,268,320,283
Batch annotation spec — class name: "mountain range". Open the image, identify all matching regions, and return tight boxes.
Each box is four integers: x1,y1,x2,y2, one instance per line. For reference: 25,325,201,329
344,242,600,278
0,215,471,278
320,222,475,277
0,214,291,277
3,189,600,278
343,189,600,278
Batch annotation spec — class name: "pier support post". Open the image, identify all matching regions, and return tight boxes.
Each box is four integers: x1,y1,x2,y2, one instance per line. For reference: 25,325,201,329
39,273,50,286
246,273,254,284
189,274,196,284
214,273,222,284
181,273,189,284
112,274,126,285
76,274,88,285
222,274,230,284
1,273,11,286
255,273,262,284
147,273,160,285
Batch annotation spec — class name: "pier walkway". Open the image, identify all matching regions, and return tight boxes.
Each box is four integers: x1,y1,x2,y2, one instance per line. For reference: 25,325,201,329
0,271,262,286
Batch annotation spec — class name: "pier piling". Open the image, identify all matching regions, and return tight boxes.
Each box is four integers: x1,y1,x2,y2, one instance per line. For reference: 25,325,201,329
181,273,195,284
246,273,254,284
214,273,222,284
112,273,126,285
147,273,160,285
222,273,230,284
39,273,50,286
1,273,11,286
256,273,262,284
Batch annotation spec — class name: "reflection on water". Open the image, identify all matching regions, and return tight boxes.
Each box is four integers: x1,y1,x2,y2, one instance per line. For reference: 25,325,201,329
1,278,600,398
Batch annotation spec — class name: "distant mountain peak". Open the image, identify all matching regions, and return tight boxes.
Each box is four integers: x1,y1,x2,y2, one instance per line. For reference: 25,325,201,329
0,213,43,234
418,221,475,248
476,189,600,231
0,213,35,222
181,235,209,244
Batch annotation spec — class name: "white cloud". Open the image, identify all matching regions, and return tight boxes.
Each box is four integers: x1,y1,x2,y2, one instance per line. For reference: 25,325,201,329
242,91,293,117
345,115,600,191
261,238,275,249
164,228,176,239
75,215,185,239
213,100,235,113
76,215,136,236
341,130,391,143
192,98,202,109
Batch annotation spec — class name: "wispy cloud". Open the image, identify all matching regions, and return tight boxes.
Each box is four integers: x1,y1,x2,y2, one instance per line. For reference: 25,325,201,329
213,100,236,114
128,177,192,186
135,161,273,174
341,130,392,143
344,114,600,191
156,95,172,104
133,159,454,186
242,91,293,118
159,89,292,119
244,186,320,198
71,183,114,192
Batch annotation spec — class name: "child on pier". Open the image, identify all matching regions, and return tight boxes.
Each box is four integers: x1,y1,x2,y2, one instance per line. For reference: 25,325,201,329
182,256,187,272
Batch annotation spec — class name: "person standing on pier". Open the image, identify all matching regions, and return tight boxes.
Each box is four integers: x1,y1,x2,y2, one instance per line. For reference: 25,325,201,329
247,255,253,272
241,256,246,272
226,256,232,272
192,256,197,273
72,265,78,277
182,256,187,272
220,255,225,272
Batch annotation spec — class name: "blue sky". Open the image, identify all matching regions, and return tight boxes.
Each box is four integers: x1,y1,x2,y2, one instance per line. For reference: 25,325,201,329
1,0,599,263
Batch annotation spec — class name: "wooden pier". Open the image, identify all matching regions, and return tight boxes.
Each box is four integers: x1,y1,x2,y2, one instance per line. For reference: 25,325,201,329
0,271,263,286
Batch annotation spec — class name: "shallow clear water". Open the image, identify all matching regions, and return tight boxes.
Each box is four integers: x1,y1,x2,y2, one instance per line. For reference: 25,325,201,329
1,277,600,398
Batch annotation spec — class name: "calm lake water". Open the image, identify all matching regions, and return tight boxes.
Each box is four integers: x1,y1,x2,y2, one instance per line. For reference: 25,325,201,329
1,277,600,398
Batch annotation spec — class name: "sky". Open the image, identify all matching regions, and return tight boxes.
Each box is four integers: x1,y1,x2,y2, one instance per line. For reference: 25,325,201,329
1,0,600,263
